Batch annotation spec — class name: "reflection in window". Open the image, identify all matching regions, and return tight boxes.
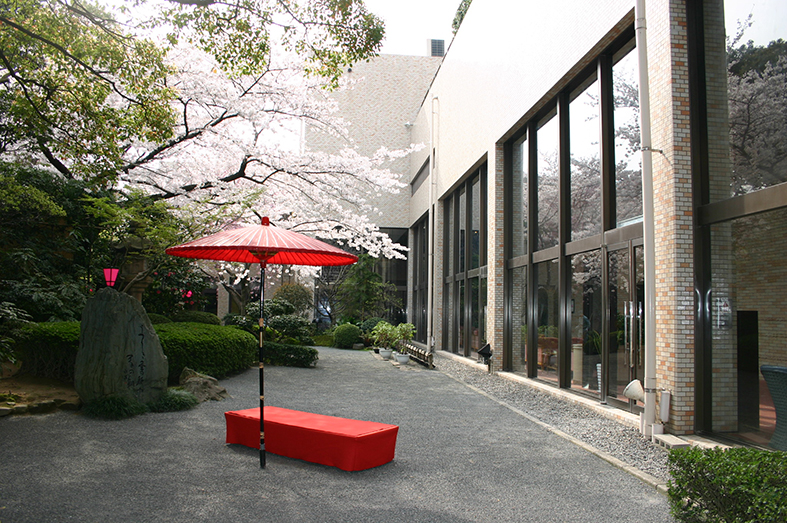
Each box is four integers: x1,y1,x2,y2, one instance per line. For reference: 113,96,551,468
511,266,527,373
459,188,466,273
512,133,528,257
471,176,481,269
536,259,559,383
570,78,602,240
613,48,643,226
570,250,602,394
537,116,560,250
711,207,787,447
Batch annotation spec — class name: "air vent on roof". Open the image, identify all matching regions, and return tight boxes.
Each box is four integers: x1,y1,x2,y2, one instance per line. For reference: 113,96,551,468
427,39,445,57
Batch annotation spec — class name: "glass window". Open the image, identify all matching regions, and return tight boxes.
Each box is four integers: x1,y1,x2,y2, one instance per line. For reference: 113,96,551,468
708,2,787,200
613,47,643,226
711,207,787,447
570,78,602,240
570,250,602,395
510,266,528,373
459,188,466,273
536,259,559,383
471,176,481,269
537,115,560,250
512,133,528,257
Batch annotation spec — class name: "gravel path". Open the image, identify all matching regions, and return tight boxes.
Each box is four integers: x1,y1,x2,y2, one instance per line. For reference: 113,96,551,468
433,352,672,484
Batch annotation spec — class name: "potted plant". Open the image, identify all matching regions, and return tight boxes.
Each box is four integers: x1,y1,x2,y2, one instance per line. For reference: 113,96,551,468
370,321,397,360
393,323,415,364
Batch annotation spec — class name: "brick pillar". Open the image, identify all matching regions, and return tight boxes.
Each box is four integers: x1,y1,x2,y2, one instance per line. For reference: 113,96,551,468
487,143,507,371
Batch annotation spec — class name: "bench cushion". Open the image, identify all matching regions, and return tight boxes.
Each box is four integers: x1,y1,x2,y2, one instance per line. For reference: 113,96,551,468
225,406,399,471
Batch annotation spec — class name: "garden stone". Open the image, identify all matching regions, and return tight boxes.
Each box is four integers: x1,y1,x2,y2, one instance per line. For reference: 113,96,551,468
13,404,28,414
0,406,11,417
75,288,168,405
179,368,229,402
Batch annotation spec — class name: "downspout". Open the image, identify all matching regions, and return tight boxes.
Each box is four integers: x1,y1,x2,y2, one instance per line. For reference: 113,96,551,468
635,0,658,437
427,96,439,352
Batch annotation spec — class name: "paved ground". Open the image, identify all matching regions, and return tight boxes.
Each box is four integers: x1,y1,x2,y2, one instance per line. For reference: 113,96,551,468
0,348,674,522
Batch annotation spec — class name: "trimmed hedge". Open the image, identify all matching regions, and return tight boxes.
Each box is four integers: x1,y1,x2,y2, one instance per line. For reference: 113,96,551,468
262,342,318,368
155,322,256,382
15,321,80,381
333,323,361,349
668,446,787,522
266,314,313,345
170,311,221,325
147,313,173,324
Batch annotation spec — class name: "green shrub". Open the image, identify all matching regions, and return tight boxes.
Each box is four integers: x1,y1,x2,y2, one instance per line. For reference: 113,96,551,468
312,333,334,347
668,446,787,522
155,322,256,382
170,311,221,325
147,389,199,412
82,396,149,420
333,323,361,348
15,321,80,381
267,314,313,344
147,313,173,324
223,313,256,333
360,317,385,334
262,342,318,368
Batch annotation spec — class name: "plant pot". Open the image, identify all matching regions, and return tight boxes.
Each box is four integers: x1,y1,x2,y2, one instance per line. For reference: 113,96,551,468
373,347,380,354
379,348,393,360
394,352,410,364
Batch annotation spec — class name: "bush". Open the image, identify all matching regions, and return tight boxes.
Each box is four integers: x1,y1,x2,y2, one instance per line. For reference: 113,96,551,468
668,446,787,522
147,389,199,412
267,314,313,344
312,333,334,347
223,313,256,333
170,311,221,325
82,396,149,420
147,313,173,325
360,317,385,335
333,323,361,349
155,322,256,382
263,342,318,368
15,321,80,381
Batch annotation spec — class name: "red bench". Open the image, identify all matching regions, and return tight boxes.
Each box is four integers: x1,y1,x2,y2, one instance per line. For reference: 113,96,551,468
224,406,399,471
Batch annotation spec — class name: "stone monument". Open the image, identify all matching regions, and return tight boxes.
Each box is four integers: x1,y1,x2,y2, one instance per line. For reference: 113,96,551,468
75,288,168,404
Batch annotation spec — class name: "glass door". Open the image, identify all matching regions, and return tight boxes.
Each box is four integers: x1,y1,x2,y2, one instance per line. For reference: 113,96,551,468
607,243,644,411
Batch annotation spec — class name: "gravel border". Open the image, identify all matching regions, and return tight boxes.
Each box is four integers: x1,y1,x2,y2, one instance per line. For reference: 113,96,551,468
433,352,672,488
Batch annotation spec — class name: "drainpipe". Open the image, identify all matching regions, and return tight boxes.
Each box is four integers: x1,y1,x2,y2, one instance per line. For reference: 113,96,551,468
427,96,439,352
635,0,657,437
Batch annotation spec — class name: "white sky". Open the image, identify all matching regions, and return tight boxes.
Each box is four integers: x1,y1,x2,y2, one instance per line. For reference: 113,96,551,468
361,0,785,57
362,0,459,56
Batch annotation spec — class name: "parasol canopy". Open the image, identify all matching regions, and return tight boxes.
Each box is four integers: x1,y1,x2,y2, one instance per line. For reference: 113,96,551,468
165,217,358,267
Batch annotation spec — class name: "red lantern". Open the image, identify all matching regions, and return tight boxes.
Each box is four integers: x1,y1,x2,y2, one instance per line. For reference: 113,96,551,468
103,268,119,287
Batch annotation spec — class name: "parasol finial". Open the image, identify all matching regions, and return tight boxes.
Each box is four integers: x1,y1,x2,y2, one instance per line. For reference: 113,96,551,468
261,216,270,226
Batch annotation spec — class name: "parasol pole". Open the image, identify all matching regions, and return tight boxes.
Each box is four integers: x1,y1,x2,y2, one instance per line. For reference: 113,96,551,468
258,260,267,468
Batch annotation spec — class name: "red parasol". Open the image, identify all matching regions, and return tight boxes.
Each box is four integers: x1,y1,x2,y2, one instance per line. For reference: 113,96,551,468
166,217,357,468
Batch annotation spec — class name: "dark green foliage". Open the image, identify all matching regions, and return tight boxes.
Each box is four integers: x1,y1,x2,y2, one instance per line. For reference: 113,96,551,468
170,310,221,325
147,313,173,324
155,322,256,382
272,283,313,316
223,313,256,333
262,342,318,368
336,254,401,323
667,446,787,522
452,0,473,35
261,298,295,319
15,321,80,381
266,314,313,345
312,333,334,347
82,396,149,420
147,389,199,412
333,323,361,349
142,261,212,315
360,317,385,334
729,38,787,77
